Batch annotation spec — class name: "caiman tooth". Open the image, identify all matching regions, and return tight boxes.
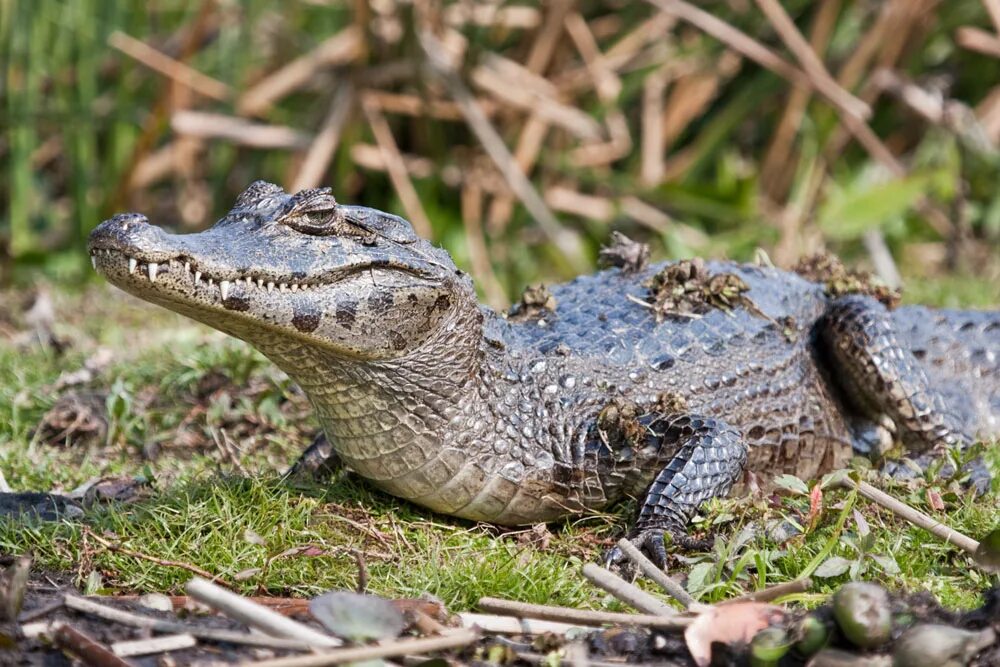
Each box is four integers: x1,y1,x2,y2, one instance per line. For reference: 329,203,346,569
220,280,230,301
148,263,158,282
257,278,264,289
194,271,202,285
128,258,137,275
267,282,275,293
184,262,190,273
91,255,97,270
279,283,288,292
291,283,299,292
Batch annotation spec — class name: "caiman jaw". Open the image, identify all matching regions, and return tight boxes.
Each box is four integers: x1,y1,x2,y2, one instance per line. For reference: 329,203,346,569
90,246,319,301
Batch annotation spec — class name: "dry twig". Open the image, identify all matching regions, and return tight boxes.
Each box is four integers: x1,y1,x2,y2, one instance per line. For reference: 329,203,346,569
361,95,433,238
419,30,587,273
839,478,980,554
54,623,132,667
459,612,599,634
760,0,841,200
580,563,676,616
486,0,571,227
981,0,1000,35
81,527,235,589
461,181,508,308
64,595,320,650
752,0,868,120
111,633,197,658
956,25,1000,59
614,538,703,611
108,30,231,101
291,84,356,192
238,27,361,116
171,111,311,150
244,628,479,667
186,577,341,647
477,597,693,629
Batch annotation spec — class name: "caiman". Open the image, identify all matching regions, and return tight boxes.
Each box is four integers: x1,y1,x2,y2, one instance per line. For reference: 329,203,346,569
87,181,1000,565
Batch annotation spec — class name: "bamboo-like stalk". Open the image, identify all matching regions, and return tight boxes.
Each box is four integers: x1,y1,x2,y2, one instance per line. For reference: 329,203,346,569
238,27,361,116
108,30,231,101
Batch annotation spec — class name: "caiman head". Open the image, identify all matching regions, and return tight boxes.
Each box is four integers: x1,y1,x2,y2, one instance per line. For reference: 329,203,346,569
88,181,476,363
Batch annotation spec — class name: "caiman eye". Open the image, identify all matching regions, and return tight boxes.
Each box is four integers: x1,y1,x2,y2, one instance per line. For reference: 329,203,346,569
279,187,343,236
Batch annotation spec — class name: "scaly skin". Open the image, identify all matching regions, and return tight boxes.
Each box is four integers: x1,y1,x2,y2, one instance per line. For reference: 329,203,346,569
87,182,1000,561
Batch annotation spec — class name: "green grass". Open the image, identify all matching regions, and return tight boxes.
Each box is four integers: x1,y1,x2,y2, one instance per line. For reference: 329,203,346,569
0,280,997,612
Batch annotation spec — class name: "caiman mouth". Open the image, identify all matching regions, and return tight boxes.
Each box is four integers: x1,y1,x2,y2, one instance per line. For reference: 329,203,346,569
91,246,329,301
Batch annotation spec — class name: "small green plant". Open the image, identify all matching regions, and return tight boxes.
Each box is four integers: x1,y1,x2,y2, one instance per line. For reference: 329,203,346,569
812,510,900,581
682,524,783,602
104,377,137,448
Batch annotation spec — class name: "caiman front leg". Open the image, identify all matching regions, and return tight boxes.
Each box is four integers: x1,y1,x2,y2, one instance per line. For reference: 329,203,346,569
605,414,748,569
283,432,343,482
820,295,968,454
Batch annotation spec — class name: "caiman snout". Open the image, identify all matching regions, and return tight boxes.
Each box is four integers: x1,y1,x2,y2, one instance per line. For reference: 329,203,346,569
88,213,169,259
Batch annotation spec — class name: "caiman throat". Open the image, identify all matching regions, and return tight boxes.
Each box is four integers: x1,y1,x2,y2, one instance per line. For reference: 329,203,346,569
90,181,1000,566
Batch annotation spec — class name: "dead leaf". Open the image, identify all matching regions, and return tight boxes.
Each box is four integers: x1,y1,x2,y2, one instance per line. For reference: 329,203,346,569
683,601,786,667
50,347,114,392
806,484,824,532
515,524,553,549
926,488,945,512
310,591,405,641
271,545,331,560
243,529,266,547
33,391,108,447
234,568,263,581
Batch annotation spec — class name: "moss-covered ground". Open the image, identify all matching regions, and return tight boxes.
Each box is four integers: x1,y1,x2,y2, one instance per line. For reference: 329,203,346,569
0,276,997,613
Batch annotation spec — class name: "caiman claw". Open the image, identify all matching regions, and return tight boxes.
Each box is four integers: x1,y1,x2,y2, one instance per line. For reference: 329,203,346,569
604,524,714,579
605,527,669,574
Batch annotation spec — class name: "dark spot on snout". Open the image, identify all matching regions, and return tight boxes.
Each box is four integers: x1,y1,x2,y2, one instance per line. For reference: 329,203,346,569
292,308,321,333
434,294,450,311
224,294,251,312
389,330,407,351
335,300,357,330
368,292,394,315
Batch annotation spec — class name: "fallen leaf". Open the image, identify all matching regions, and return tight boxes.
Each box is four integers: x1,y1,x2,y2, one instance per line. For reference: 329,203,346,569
805,484,824,531
926,488,945,512
814,556,853,579
271,545,331,560
683,601,785,666
774,474,809,496
310,591,405,641
243,529,266,546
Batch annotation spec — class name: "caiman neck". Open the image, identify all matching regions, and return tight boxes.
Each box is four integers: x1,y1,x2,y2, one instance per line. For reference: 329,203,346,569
253,285,489,481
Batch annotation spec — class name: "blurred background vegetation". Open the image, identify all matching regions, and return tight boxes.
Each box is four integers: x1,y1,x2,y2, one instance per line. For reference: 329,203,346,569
2,0,999,308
